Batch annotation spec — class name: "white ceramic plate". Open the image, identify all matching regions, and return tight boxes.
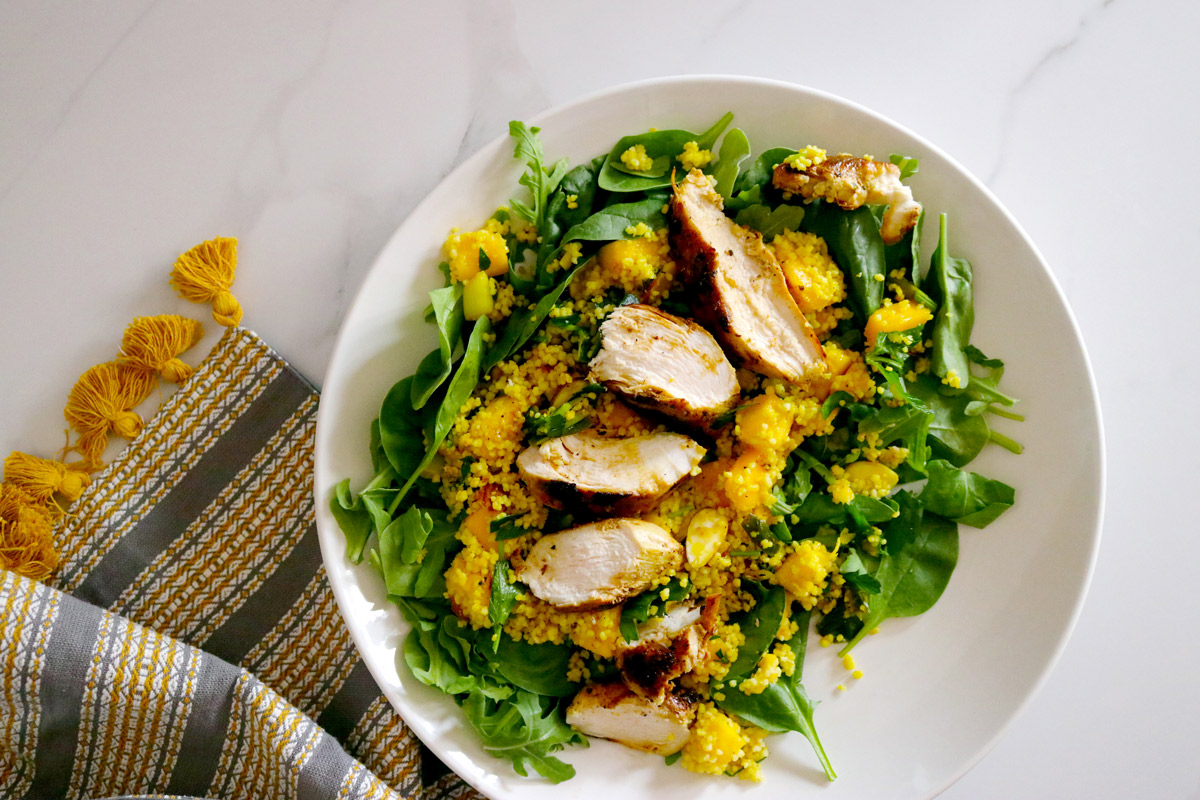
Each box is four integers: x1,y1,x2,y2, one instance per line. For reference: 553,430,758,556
314,76,1104,800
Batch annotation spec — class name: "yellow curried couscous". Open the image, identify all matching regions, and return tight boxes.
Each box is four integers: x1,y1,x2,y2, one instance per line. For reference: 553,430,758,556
336,115,1021,787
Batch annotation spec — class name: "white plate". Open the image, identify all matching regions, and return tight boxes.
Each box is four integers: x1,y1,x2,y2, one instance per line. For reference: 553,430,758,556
314,76,1104,800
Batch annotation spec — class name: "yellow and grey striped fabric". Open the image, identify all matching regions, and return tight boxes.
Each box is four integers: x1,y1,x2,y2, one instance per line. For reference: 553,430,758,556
0,327,481,800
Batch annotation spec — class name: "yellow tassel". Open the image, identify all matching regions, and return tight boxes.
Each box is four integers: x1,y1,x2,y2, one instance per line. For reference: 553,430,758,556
116,314,204,383
3,452,91,502
0,483,59,581
64,363,157,469
171,237,243,327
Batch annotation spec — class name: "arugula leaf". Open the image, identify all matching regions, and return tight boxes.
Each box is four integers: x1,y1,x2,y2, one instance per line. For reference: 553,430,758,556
734,203,807,241
488,557,522,648
864,324,930,412
840,492,958,656
711,127,751,199
598,112,734,192
919,459,1015,528
926,213,975,387
508,121,570,234
462,689,583,783
330,479,372,563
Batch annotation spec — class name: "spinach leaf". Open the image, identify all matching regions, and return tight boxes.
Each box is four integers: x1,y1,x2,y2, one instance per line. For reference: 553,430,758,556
926,213,975,387
397,599,480,696
488,556,521,648
410,284,465,409
727,146,796,210
555,196,667,249
793,493,898,526
920,459,1015,528
485,636,578,698
378,376,428,482
908,374,991,468
725,584,786,680
855,403,932,474
885,208,925,289
840,492,958,656
390,318,493,512
379,506,456,598
535,161,602,278
769,455,812,516
889,153,920,180
484,264,583,374
711,127,751,199
838,549,882,595
462,689,583,783
598,112,733,192
716,614,835,781
619,577,689,641
734,203,807,241
801,201,887,319
330,479,372,563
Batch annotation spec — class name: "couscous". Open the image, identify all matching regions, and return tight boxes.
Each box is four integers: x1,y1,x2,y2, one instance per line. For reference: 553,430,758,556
332,113,1021,784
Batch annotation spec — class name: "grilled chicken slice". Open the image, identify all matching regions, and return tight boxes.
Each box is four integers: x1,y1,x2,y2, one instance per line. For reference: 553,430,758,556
514,519,683,610
517,431,705,516
589,303,739,429
772,154,922,244
566,682,696,755
671,170,826,386
617,596,719,703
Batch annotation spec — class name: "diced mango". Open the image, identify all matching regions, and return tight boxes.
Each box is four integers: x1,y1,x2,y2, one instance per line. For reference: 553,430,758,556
841,461,898,498
864,299,933,347
597,237,657,275
736,393,794,452
444,229,509,282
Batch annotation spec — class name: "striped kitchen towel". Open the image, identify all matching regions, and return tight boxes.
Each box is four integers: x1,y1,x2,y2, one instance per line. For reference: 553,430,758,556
1,326,479,800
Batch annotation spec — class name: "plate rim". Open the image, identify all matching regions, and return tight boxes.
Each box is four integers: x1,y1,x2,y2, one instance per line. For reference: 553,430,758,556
313,73,1106,799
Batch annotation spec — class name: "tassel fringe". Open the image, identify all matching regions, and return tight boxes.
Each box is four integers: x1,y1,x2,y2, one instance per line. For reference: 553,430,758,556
4,452,90,502
0,484,59,581
117,314,204,383
171,237,243,327
64,362,157,469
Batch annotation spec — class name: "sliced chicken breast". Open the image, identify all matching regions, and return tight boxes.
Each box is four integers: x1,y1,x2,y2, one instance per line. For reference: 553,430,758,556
772,154,922,244
617,596,719,703
517,431,705,515
566,682,696,755
671,170,827,386
514,518,683,610
589,303,739,429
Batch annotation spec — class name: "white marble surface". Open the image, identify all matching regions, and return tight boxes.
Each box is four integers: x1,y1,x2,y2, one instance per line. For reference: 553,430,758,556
2,1,1197,797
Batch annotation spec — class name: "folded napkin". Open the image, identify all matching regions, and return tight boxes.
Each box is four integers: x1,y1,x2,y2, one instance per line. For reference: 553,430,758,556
1,327,479,800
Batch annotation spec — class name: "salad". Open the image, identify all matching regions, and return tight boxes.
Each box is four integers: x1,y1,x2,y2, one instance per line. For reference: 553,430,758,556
331,112,1022,784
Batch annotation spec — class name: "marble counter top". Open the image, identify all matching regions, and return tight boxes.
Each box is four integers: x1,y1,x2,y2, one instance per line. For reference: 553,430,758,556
3,1,1198,797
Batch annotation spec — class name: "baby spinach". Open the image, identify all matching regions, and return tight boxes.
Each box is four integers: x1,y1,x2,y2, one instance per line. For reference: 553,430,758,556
485,636,578,698
619,577,689,641
330,479,372,563
725,583,786,681
855,403,932,474
727,146,796,210
484,264,583,374
555,195,668,248
734,203,807,241
536,161,602,273
840,492,958,656
793,493,899,527
377,506,458,598
908,375,991,467
716,620,835,781
769,455,813,516
598,111,733,192
926,214,975,386
410,285,465,409
801,201,887,319
838,549,882,595
711,127,751,199
889,153,920,180
920,459,1015,528
390,318,493,513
